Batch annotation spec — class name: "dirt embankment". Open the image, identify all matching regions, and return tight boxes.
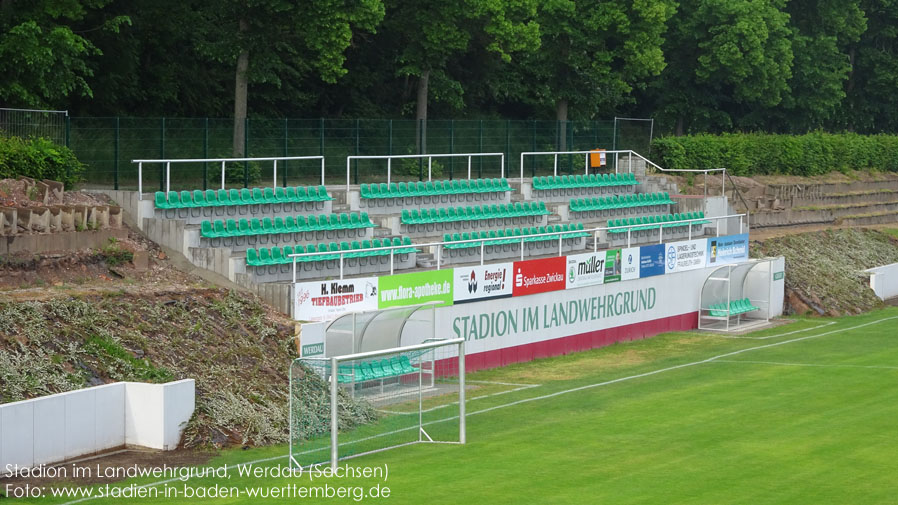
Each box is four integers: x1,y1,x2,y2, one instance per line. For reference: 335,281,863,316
751,228,898,316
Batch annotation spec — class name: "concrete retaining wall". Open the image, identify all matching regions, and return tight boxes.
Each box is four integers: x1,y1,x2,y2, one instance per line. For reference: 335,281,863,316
1,228,128,255
1,380,194,475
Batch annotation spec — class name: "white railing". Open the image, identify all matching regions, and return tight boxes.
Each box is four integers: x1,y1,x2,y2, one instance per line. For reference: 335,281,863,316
133,156,326,200
519,149,728,200
286,212,747,281
345,153,505,192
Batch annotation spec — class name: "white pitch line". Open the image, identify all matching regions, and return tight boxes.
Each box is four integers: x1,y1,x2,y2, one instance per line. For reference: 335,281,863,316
466,315,898,418
378,381,541,415
58,314,898,505
713,359,898,370
716,321,836,339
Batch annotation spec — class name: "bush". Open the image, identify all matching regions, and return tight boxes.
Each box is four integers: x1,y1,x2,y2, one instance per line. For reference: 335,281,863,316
0,135,85,188
224,161,263,186
651,133,898,177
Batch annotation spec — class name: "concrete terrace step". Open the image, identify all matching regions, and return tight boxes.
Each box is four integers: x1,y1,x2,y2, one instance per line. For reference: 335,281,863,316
752,201,898,227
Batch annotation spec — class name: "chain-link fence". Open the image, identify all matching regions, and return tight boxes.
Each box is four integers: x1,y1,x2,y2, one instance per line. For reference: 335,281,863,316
64,117,653,190
0,108,67,146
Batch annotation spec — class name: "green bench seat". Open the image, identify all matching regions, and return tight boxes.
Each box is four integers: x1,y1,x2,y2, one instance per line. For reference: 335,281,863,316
360,178,511,199
246,237,417,266
533,172,638,190
336,356,418,383
443,223,588,249
155,185,331,209
402,201,548,225
569,192,675,212
201,212,373,238
607,211,711,234
708,298,759,317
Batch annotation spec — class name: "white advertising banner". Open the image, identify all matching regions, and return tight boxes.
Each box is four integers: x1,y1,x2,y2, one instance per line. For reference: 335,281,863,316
294,277,379,322
453,262,513,303
565,251,607,289
664,239,708,274
430,266,719,357
621,247,640,281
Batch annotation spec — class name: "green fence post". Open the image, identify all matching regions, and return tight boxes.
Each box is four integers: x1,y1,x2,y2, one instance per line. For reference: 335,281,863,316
160,117,165,191
568,121,573,174
531,120,537,177
244,117,249,188
418,119,424,181
478,119,483,177
203,118,209,190
449,119,454,179
354,118,360,184
64,115,70,148
283,117,289,186
319,118,324,184
505,120,510,179
113,117,120,190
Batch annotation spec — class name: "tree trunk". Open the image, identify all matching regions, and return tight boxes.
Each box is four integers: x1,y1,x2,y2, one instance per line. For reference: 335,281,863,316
415,70,430,154
232,19,249,157
675,116,685,136
556,99,568,151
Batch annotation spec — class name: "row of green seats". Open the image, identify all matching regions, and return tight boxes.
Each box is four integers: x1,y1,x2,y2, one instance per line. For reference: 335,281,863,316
570,192,675,212
402,202,548,224
607,212,709,233
361,178,510,199
337,356,417,383
247,237,416,266
708,298,758,317
443,223,588,249
201,213,373,238
533,172,638,190
155,186,331,209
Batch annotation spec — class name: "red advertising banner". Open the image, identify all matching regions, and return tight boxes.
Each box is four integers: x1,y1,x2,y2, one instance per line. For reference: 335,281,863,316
512,256,566,296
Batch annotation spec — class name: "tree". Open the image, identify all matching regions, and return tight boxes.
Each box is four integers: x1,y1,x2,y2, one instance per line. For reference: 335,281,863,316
197,0,385,156
510,0,675,147
831,0,898,132
653,0,793,134
763,0,866,131
385,0,540,150
0,0,128,108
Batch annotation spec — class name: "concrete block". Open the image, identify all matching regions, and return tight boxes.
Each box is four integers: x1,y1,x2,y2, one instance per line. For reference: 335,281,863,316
42,179,65,201
47,206,63,232
59,206,75,231
0,207,16,236
109,206,123,228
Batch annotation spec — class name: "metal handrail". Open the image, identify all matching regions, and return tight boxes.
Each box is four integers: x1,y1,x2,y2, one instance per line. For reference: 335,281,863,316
345,153,505,192
284,212,748,281
133,155,326,200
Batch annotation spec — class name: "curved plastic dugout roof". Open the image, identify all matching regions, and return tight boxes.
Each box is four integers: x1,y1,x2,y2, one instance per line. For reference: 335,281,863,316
322,303,437,358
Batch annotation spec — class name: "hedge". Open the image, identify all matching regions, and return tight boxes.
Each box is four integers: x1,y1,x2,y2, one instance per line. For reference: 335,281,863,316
0,135,85,188
651,133,898,177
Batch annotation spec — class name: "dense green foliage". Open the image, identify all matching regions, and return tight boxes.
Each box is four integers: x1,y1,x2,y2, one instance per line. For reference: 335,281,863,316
652,132,898,175
4,1,898,134
0,135,84,187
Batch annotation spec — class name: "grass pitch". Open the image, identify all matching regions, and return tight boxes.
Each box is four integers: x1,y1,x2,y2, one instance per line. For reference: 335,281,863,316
14,308,898,504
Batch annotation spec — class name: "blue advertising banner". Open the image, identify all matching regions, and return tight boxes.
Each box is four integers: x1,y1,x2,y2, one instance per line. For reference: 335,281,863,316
707,234,749,266
639,244,666,278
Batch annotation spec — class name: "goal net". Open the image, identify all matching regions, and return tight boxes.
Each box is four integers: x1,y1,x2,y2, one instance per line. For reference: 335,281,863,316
290,338,465,470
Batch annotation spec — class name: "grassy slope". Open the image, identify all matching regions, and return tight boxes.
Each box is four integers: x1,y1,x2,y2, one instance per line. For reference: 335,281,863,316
19,308,898,504
752,228,898,315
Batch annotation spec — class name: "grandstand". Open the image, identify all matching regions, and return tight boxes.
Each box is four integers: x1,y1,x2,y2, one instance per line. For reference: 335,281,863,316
110,150,761,335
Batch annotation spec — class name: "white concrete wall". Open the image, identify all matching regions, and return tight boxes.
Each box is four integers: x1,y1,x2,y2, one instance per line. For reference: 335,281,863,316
1,379,194,475
866,262,898,301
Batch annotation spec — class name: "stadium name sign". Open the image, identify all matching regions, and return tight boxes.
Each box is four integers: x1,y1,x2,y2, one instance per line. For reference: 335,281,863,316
452,287,656,340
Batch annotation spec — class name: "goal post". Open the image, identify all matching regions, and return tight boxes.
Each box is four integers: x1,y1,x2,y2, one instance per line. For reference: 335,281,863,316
290,337,466,470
